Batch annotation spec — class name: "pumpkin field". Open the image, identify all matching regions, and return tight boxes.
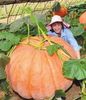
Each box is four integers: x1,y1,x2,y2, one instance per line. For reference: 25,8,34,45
0,0,86,100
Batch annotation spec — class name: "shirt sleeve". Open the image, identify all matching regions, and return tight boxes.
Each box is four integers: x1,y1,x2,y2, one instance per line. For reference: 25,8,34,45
65,29,81,51
47,31,57,36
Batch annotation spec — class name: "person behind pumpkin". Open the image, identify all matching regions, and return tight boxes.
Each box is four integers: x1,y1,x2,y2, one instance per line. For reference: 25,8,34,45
47,15,81,59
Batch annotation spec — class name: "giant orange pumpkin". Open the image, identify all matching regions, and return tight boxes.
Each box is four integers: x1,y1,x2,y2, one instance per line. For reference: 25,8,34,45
52,6,68,17
5,36,77,100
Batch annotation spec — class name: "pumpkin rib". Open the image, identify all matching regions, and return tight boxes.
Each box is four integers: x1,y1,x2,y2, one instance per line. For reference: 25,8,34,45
46,50,72,90
18,46,38,98
45,52,59,89
7,45,37,98
29,49,44,99
40,51,54,99
42,51,56,98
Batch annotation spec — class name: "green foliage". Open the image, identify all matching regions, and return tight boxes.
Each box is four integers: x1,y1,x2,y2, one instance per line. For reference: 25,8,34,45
64,2,86,36
0,53,11,99
0,53,10,79
0,23,9,31
9,17,27,32
46,42,71,58
82,32,86,40
52,90,65,100
0,80,12,100
63,58,86,80
68,2,86,15
0,32,20,52
46,43,62,56
64,16,84,36
52,2,61,12
81,95,86,100
64,2,86,54
38,21,47,35
0,66,6,80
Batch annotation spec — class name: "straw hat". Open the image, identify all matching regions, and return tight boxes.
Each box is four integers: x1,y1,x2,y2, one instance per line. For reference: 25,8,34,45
48,15,71,28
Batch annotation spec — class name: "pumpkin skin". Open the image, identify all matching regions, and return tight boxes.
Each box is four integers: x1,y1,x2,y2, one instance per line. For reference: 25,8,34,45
5,36,77,100
79,11,86,24
52,6,68,17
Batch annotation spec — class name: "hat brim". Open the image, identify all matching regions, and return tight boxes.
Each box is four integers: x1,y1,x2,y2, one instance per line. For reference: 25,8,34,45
49,21,63,26
48,21,71,28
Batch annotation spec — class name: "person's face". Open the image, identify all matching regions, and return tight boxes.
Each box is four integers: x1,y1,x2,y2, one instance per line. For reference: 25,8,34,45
51,22,62,33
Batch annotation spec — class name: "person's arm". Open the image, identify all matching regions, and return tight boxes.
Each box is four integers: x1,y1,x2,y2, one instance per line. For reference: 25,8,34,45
66,29,81,59
76,51,80,59
47,31,57,36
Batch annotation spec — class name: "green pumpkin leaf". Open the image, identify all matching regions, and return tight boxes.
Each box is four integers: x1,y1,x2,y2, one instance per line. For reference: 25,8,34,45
63,58,86,80
0,41,12,52
5,33,20,45
71,24,84,36
30,14,38,25
9,18,25,32
46,44,62,56
0,32,20,52
0,23,8,30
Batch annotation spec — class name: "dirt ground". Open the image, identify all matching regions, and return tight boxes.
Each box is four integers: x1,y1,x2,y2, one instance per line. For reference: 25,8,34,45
66,81,81,100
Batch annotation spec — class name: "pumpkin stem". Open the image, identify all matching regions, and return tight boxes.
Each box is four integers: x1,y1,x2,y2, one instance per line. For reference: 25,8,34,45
38,26,52,45
7,46,16,56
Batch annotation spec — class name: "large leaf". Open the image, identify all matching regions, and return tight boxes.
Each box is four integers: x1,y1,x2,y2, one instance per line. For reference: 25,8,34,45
0,32,20,52
30,14,38,25
71,24,84,36
0,41,12,52
63,58,86,80
46,44,62,56
9,17,25,32
0,23,9,30
5,33,20,45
